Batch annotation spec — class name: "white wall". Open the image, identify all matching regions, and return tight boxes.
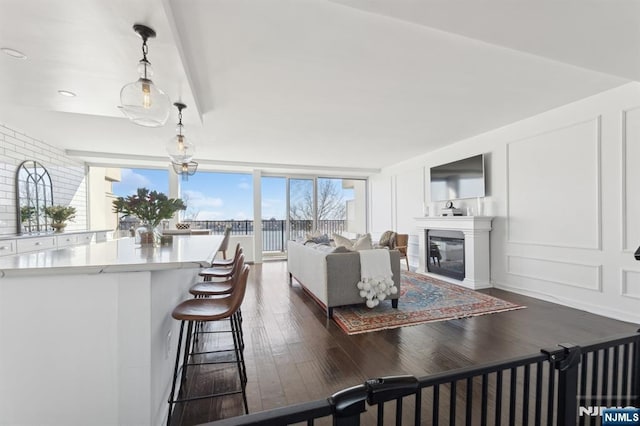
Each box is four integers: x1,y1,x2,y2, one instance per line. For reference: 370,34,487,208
370,82,640,324
0,122,87,235
88,167,120,231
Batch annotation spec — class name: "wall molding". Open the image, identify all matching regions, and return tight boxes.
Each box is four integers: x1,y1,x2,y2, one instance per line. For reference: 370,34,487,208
506,116,602,250
620,106,640,252
492,278,639,324
621,268,640,300
506,254,602,292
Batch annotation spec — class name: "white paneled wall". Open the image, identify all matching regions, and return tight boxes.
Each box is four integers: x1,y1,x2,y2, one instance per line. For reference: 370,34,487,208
368,173,393,236
370,82,640,323
623,107,640,252
394,168,423,233
0,122,87,235
507,118,601,249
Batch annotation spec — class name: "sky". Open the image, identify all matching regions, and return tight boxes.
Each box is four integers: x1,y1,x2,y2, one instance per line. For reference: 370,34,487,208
113,169,286,220
112,169,356,221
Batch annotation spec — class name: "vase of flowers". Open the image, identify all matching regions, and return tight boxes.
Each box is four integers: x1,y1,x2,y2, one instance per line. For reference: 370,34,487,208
43,205,77,233
112,188,186,246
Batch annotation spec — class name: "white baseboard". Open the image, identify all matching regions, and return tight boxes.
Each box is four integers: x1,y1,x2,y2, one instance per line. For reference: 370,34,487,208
492,280,640,325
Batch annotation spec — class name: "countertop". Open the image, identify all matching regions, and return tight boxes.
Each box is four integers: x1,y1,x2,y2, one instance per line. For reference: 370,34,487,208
0,229,112,241
0,235,221,277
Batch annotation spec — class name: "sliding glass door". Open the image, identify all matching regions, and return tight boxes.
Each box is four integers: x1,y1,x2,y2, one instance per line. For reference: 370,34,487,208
288,178,315,242
261,176,287,254
317,178,367,237
261,175,367,256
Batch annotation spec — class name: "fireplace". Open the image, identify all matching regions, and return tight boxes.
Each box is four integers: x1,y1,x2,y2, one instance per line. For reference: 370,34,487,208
426,229,465,281
415,216,493,289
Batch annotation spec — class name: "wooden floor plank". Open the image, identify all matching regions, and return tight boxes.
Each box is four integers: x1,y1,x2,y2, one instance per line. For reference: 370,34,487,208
171,260,638,425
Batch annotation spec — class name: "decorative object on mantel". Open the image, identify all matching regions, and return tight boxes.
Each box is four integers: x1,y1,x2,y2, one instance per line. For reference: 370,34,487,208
119,24,170,127
441,200,463,216
112,188,186,245
43,205,77,233
334,271,524,335
168,102,198,181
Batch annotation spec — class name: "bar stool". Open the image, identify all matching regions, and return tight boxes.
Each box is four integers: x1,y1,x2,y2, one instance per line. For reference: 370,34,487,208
211,243,241,268
199,247,244,281
191,253,244,297
217,225,232,259
191,254,246,347
167,266,250,425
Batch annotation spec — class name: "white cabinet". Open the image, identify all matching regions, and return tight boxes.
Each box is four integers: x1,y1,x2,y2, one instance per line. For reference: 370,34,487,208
56,235,79,247
0,240,17,257
1,230,111,255
76,232,95,245
16,236,57,253
57,232,95,247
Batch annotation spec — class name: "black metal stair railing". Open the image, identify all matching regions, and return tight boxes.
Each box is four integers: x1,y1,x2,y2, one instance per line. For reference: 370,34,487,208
200,330,640,426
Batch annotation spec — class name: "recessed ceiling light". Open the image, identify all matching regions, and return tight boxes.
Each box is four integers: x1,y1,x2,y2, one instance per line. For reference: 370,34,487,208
1,47,27,59
57,90,77,97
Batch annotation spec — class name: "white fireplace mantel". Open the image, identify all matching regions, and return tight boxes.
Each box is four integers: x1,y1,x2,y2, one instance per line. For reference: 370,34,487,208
415,216,494,290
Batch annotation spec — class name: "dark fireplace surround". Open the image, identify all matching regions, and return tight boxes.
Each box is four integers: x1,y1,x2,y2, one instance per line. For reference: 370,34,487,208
426,229,465,281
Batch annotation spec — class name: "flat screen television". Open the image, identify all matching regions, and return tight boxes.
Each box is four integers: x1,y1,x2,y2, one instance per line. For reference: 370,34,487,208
430,154,485,202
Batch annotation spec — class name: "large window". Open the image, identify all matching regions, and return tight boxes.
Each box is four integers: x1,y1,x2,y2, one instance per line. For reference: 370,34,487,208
110,168,366,257
112,168,169,230
112,168,169,196
261,175,367,253
180,172,253,235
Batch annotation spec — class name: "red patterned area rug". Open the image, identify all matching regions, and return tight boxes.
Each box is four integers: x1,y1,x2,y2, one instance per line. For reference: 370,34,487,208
333,271,525,335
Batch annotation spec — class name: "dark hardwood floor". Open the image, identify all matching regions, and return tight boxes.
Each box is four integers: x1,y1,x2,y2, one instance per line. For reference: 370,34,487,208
171,261,639,426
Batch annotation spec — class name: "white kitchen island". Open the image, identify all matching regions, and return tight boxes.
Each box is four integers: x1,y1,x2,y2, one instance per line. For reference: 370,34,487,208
0,235,222,426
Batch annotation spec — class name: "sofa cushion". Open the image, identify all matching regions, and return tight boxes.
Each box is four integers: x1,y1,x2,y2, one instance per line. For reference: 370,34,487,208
331,246,352,254
352,233,373,251
332,233,373,251
332,233,354,249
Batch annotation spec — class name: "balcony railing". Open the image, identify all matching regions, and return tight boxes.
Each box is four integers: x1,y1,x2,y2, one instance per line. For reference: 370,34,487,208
120,219,347,252
189,220,347,252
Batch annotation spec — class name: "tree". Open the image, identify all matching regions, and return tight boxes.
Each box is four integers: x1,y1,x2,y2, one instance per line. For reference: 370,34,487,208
289,179,346,221
180,192,200,221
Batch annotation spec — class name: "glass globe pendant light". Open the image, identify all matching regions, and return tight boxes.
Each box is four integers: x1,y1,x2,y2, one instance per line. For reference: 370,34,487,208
119,24,170,127
166,102,196,163
169,102,198,180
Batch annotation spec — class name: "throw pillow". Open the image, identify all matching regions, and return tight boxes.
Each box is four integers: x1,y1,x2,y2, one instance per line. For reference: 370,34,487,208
305,234,330,245
352,233,373,251
378,230,393,247
332,233,354,250
388,232,397,249
305,229,322,240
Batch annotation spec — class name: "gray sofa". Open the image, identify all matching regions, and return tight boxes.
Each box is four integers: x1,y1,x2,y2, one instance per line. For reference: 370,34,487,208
287,240,401,318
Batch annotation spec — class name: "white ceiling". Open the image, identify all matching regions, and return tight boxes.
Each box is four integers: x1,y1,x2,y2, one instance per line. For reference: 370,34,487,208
0,0,635,174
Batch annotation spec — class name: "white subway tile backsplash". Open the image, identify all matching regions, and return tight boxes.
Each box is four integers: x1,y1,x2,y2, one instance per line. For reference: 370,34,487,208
0,122,87,236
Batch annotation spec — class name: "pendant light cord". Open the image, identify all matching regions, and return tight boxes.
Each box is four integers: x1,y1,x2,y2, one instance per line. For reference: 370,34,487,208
141,38,149,79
